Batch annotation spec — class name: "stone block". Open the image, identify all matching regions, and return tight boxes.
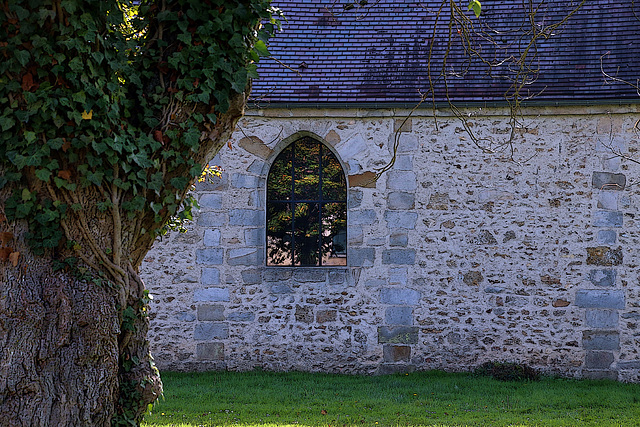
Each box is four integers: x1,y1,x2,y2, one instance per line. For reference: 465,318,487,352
585,351,614,369
365,278,386,288
592,171,626,191
196,342,224,361
295,305,314,323
325,130,341,144
293,269,326,283
387,192,415,210
196,248,224,265
586,246,622,266
228,248,262,266
575,290,624,309
389,268,408,285
380,288,421,305
583,331,620,350
199,194,223,210
328,270,347,285
270,283,292,294
347,159,362,175
348,225,363,245
387,171,417,191
586,310,619,328
593,211,623,228
617,360,640,369
588,269,616,287
350,209,377,225
264,269,292,282
348,190,363,209
382,249,416,265
394,119,413,133
384,211,418,229
227,312,255,322
231,173,259,189
238,136,272,159
195,174,227,191
582,370,618,381
197,304,225,321
378,326,418,344
383,344,411,362
393,155,413,170
247,159,266,175
397,134,418,152
597,192,618,211
597,230,617,245
385,306,413,325
194,287,229,302
377,364,416,375
201,268,220,285
316,309,337,323
244,228,263,246
194,322,229,340
204,229,221,247
197,212,226,227
349,172,376,188
389,231,408,247
241,268,261,285
176,312,196,322
230,209,262,227
349,248,376,267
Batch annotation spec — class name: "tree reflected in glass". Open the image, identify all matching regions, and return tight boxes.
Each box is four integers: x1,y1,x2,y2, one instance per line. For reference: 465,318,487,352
267,137,347,266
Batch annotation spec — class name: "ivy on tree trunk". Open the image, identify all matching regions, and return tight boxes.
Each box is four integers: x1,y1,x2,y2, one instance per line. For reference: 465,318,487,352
0,0,277,425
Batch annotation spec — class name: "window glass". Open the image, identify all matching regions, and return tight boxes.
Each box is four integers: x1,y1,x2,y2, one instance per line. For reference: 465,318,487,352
293,138,320,200
266,203,293,265
267,137,347,266
266,145,292,201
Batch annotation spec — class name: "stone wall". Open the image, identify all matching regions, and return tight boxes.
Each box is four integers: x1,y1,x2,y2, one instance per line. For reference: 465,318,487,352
141,104,640,381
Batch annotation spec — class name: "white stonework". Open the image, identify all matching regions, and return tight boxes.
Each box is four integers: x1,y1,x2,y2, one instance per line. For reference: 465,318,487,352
141,104,640,381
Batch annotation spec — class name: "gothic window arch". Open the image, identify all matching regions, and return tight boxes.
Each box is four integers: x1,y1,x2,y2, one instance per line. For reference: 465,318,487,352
266,136,347,266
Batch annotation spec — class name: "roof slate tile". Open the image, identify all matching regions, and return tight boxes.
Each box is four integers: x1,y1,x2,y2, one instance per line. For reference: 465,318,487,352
252,0,640,105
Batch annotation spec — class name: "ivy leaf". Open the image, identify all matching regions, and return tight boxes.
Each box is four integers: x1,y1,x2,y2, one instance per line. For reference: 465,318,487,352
87,171,104,186
131,152,153,168
253,40,270,57
35,168,52,182
170,176,189,190
58,170,72,181
9,251,20,267
15,50,30,66
468,0,481,17
0,116,15,132
21,188,33,201
231,68,248,93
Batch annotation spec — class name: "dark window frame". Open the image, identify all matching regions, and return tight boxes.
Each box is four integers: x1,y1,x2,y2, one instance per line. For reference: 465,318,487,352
266,136,347,267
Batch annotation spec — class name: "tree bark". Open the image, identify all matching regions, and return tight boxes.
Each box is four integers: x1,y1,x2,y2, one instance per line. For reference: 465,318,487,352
0,221,159,426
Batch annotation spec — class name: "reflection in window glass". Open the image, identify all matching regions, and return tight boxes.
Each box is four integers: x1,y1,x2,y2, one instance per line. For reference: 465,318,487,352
267,137,347,266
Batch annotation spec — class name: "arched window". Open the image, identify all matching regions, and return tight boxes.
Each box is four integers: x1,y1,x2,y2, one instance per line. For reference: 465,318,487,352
267,137,347,266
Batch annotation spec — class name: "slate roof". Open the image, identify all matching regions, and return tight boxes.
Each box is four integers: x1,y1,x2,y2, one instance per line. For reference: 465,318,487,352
252,0,640,106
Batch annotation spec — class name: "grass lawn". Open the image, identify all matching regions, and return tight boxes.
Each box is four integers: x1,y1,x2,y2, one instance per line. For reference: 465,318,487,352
142,370,640,427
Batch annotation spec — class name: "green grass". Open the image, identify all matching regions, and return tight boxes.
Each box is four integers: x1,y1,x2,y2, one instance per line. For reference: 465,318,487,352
142,370,640,427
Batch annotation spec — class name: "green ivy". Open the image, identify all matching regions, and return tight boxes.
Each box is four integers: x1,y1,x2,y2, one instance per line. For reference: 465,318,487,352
0,0,279,253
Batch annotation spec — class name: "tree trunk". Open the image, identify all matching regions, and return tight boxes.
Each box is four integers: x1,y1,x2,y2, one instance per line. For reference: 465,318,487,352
0,219,161,426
